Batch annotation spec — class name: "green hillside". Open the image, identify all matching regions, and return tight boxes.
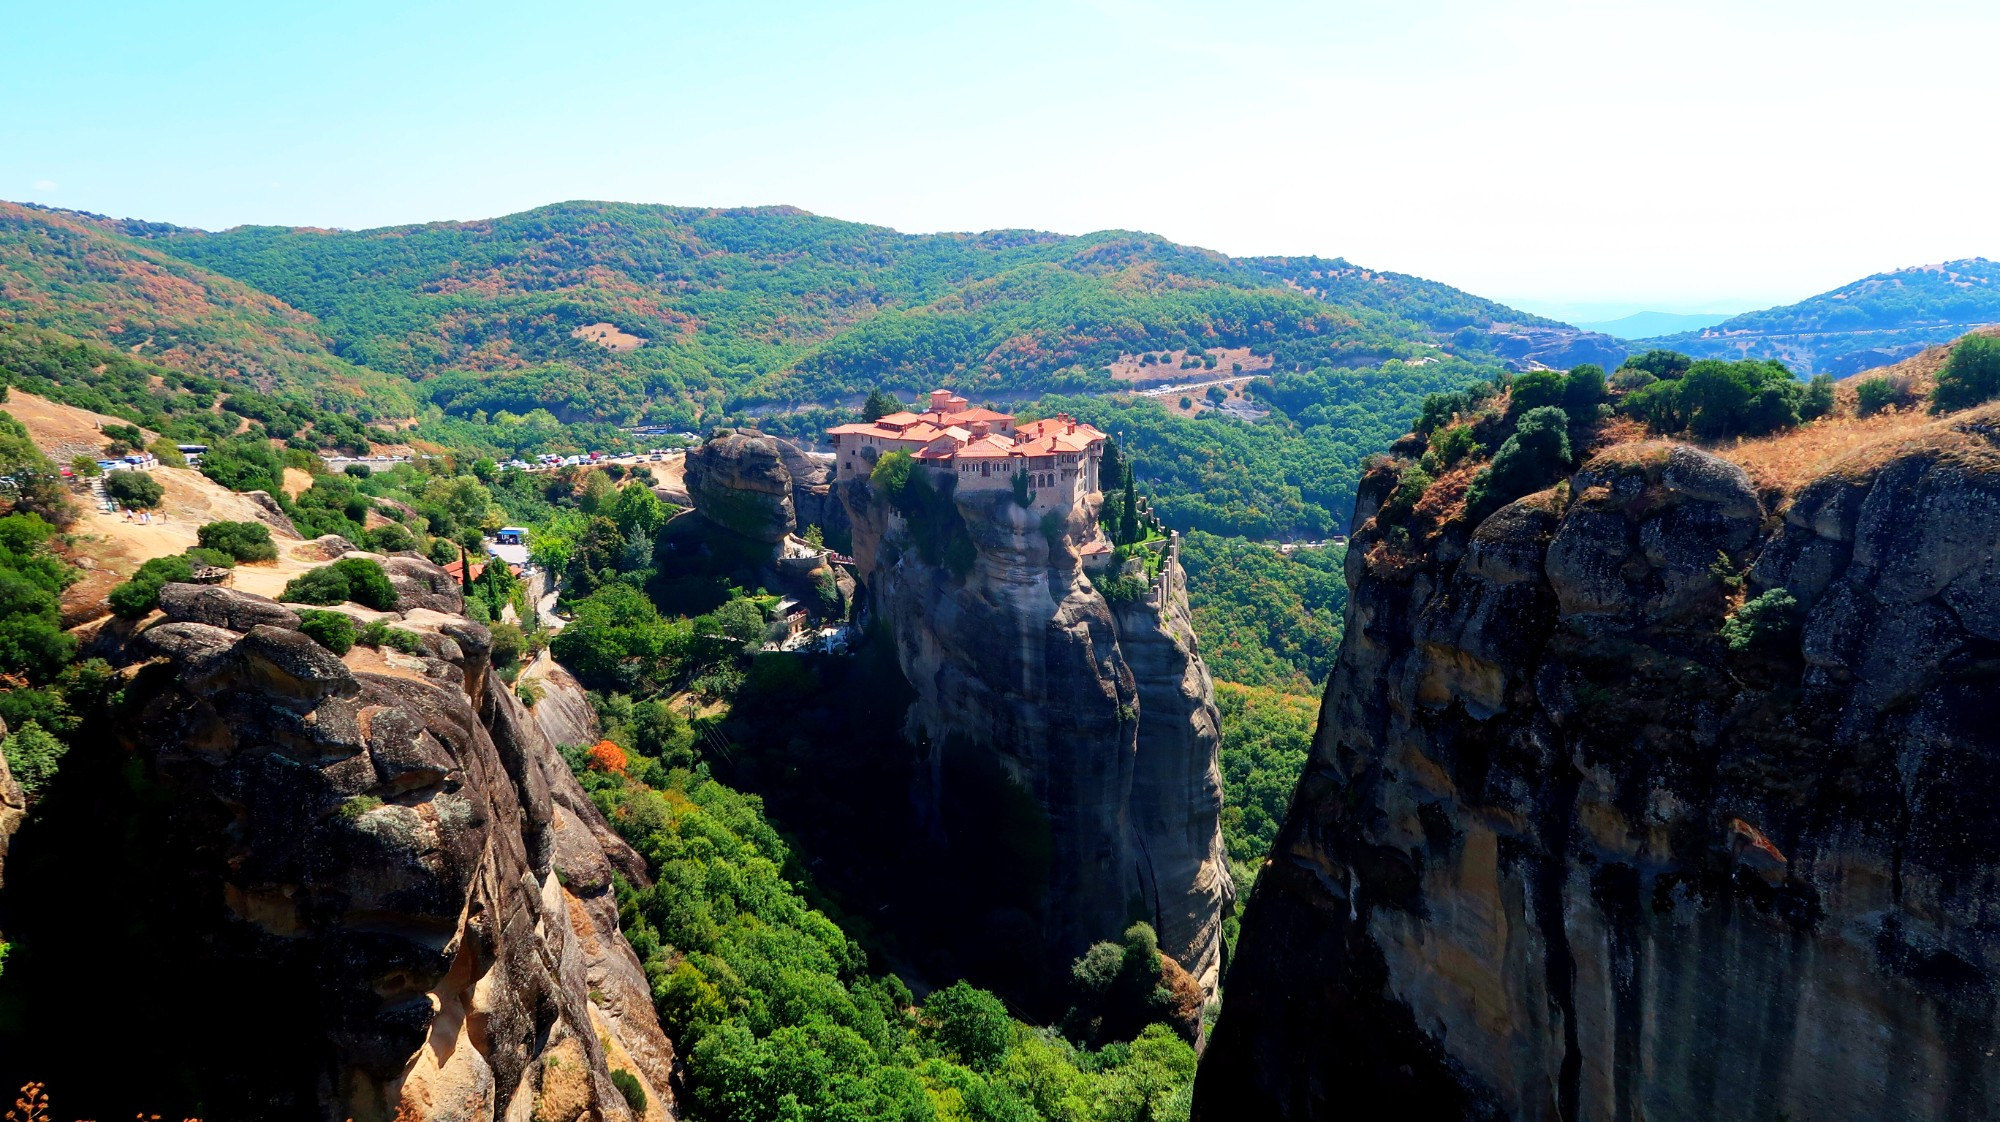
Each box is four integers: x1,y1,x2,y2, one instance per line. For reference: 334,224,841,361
120,201,1566,426
1638,258,2000,375
0,202,416,417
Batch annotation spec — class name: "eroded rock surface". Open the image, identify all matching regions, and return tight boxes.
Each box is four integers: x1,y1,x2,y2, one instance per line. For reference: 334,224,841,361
1197,418,2000,1121
686,430,847,544
11,572,674,1120
840,477,1232,1004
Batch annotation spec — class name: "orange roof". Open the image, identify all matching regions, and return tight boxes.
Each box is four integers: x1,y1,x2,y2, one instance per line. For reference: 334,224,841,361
942,407,1013,424
954,434,1023,459
1078,539,1114,555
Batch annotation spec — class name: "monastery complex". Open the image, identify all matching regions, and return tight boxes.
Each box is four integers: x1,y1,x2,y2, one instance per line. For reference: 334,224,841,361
829,390,1109,512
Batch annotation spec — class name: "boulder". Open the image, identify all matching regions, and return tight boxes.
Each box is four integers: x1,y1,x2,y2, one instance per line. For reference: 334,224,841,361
156,583,301,633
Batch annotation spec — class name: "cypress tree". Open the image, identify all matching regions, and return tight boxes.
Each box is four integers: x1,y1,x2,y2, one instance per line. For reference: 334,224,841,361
1119,468,1139,545
459,546,474,594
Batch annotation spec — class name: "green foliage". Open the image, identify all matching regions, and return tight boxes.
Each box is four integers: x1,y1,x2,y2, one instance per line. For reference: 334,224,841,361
1507,369,1567,416
1467,406,1572,518
923,981,1015,1072
1619,349,1693,381
1621,357,1804,439
609,1069,647,1113
0,513,79,683
1723,588,1803,654
1062,924,1188,1050
104,470,164,509
1563,363,1608,413
1799,373,1836,421
296,609,356,655
1932,333,2000,413
0,412,74,526
364,521,415,553
338,794,383,820
1,720,68,799
1214,684,1315,880
1855,376,1908,417
550,584,694,692
198,436,288,494
567,747,1196,1122
862,388,902,421
196,519,278,562
281,557,397,610
1180,533,1345,691
107,553,196,619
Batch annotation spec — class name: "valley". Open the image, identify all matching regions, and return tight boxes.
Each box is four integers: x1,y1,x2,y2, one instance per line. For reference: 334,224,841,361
1,196,1998,1122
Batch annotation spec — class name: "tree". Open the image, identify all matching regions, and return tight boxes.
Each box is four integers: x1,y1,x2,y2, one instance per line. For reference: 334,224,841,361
1563,364,1607,413
69,455,101,478
1799,373,1836,421
107,552,196,618
2,720,68,800
862,388,901,421
1932,333,2000,413
1467,406,1572,518
281,557,397,610
0,414,74,526
923,982,1014,1071
611,479,668,539
1099,438,1123,490
1119,468,1140,545
1507,369,1567,416
197,520,278,562
297,609,356,655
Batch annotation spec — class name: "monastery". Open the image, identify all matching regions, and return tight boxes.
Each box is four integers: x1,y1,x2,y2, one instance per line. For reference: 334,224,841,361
828,390,1109,510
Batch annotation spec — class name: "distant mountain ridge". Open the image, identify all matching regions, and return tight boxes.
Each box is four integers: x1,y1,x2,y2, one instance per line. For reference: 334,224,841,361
1635,257,2000,375
0,199,1611,427
1574,310,1733,339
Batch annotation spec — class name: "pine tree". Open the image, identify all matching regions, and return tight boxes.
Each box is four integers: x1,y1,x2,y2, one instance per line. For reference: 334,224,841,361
1100,439,1123,490
863,388,900,422
459,546,474,594
1119,468,1139,545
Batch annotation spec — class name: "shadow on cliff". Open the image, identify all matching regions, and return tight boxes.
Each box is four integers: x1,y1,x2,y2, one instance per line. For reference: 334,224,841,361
0,692,327,1120
706,625,1076,1016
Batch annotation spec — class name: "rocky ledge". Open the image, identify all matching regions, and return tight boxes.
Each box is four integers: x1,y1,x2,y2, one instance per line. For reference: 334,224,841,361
1198,408,2000,1121
8,561,675,1121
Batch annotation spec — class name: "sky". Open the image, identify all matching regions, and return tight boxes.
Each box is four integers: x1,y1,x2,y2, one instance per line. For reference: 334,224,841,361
5,0,1998,318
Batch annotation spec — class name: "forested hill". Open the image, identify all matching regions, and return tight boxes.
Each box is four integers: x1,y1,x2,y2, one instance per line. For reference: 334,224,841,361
19,198,1595,426
0,202,416,417
1637,257,2000,376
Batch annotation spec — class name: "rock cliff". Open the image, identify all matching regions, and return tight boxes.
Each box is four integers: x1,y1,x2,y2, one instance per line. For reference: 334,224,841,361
839,475,1232,1005
1197,409,2000,1120
0,566,675,1121
684,430,848,546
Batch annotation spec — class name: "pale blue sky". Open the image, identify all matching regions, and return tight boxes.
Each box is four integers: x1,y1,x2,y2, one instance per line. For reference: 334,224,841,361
5,0,1998,316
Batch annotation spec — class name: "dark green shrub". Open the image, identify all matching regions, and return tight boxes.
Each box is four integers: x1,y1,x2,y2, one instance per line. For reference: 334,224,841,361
198,436,286,493
107,553,196,618
1799,374,1836,421
297,609,356,655
1507,369,1567,416
281,557,396,609
1,720,68,799
197,520,278,562
1563,364,1608,413
609,1070,646,1113
1723,588,1802,654
365,522,415,553
1855,376,1910,417
105,471,164,509
1619,349,1693,381
1466,406,1572,518
923,981,1014,1071
183,546,236,570
1931,334,2000,413
489,620,525,666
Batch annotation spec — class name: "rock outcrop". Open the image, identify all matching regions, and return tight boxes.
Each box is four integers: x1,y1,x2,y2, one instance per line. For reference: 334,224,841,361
1197,413,2000,1121
839,476,1232,1004
0,717,19,897
686,430,847,545
1485,323,1627,374
0,571,674,1121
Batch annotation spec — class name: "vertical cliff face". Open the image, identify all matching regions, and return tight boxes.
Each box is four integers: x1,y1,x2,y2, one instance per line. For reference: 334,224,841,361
1198,409,2000,1122
684,431,849,546
0,571,676,1122
839,476,1232,1003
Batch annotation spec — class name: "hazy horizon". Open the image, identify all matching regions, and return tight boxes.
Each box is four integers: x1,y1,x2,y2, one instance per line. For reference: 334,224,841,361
7,0,1997,313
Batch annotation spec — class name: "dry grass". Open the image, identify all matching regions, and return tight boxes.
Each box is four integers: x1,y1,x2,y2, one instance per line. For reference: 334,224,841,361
570,322,645,352
1107,345,1270,385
